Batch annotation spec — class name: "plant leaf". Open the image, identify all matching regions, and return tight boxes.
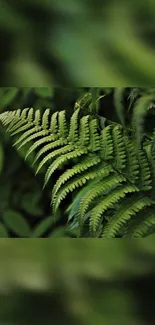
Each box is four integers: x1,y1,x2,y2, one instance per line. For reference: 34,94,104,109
31,217,54,237
0,223,8,237
3,209,31,237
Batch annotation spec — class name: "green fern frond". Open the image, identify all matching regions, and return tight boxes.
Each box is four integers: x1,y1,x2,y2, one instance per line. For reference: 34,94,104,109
102,194,153,238
49,111,58,133
33,139,68,165
100,125,113,160
123,136,139,182
132,94,155,145
124,207,155,238
6,108,30,132
111,125,126,171
66,178,101,222
42,108,50,129
57,110,68,138
78,174,126,223
128,88,140,111
15,130,49,150
136,148,152,191
11,108,34,135
74,92,92,111
129,213,155,238
144,141,155,198
67,108,80,142
89,185,139,236
52,163,113,212
25,134,58,160
52,155,101,197
77,115,90,147
36,144,75,176
43,148,88,188
1,105,155,238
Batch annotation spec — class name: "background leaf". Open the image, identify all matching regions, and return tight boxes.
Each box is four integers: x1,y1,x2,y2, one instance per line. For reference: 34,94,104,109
31,216,54,237
0,223,8,237
3,209,31,237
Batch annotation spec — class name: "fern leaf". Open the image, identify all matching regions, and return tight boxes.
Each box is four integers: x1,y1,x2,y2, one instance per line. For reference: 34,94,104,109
42,108,50,129
49,111,58,133
132,94,154,145
41,148,87,187
27,107,34,123
33,109,41,126
78,115,90,147
90,185,139,236
130,213,155,238
33,139,68,165
136,148,152,190
112,125,126,171
0,111,16,126
128,88,140,111
144,141,155,199
1,106,155,238
123,136,139,182
25,134,58,160
102,194,152,238
66,178,100,222
7,108,29,133
124,207,155,238
12,127,42,147
67,108,80,143
10,122,34,137
74,92,92,111
36,144,75,175
58,110,68,138
100,125,113,159
53,164,112,212
52,155,101,197
16,130,50,150
79,174,126,222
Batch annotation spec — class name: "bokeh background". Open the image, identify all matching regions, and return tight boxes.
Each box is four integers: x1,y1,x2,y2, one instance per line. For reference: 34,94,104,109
1,0,155,86
0,239,155,325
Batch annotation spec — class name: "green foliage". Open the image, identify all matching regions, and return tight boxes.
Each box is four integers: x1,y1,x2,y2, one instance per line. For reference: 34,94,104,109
31,216,55,238
1,1,155,86
3,209,31,237
0,240,155,325
114,88,155,143
0,223,8,237
0,87,86,238
1,93,155,238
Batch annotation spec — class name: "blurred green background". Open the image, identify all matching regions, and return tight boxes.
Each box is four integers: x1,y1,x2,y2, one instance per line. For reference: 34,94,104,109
1,0,155,86
0,239,155,325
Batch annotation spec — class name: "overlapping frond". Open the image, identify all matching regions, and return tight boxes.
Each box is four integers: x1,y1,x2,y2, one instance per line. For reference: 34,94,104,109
90,185,139,236
102,194,153,238
123,208,155,238
78,174,125,224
